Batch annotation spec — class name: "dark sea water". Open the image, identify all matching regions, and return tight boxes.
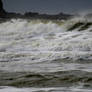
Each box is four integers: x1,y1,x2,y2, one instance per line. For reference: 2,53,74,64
0,17,92,92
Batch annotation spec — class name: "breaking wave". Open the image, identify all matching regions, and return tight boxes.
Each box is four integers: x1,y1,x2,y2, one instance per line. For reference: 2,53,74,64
0,18,92,63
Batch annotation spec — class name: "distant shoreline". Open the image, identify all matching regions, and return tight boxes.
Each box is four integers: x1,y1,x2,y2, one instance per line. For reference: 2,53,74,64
0,11,73,20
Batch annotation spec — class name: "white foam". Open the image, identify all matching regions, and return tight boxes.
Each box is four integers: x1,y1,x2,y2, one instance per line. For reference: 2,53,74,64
0,86,92,92
0,18,92,72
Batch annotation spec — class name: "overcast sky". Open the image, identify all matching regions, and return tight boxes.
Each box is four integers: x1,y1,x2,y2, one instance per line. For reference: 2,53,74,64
3,0,92,14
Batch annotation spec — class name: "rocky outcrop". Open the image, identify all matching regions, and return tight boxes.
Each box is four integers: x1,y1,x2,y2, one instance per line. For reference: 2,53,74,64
0,0,6,17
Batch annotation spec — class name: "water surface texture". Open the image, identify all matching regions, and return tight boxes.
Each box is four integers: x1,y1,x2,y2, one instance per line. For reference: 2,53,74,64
0,17,92,92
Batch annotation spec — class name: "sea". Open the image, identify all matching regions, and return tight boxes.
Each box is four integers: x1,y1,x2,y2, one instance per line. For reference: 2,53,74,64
0,16,92,92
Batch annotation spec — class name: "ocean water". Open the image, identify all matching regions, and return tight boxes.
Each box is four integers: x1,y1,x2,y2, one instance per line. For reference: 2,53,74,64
0,17,92,92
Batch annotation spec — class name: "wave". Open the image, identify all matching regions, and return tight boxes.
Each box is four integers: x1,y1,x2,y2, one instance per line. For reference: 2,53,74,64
0,70,92,88
0,16,92,91
0,17,92,62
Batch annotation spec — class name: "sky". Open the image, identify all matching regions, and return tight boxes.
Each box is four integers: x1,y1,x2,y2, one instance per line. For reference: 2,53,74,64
3,0,92,14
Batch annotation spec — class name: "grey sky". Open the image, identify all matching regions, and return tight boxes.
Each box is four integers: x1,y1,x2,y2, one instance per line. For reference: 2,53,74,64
3,0,92,14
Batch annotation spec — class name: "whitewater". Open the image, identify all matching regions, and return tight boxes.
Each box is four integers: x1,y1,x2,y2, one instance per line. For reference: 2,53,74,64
0,16,92,92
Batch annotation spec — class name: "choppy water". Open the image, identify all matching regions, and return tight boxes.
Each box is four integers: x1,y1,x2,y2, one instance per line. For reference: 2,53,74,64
0,17,92,92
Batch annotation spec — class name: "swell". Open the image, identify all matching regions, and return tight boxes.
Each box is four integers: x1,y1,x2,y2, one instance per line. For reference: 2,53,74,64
0,70,92,88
